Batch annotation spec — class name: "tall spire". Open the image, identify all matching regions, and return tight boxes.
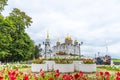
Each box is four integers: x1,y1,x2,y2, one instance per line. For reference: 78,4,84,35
46,31,50,40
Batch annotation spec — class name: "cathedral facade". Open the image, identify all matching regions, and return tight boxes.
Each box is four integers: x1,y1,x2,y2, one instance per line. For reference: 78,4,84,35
52,35,80,56
42,33,81,58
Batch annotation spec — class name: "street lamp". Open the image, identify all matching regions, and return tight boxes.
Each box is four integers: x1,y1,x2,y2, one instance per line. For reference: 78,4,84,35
74,45,76,57
98,52,100,57
79,42,83,58
43,42,47,58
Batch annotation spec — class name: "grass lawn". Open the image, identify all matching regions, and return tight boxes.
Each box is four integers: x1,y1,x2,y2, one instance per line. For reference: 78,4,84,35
112,58,120,62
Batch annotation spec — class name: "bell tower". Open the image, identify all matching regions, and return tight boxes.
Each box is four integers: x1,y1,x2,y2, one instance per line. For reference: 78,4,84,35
43,32,51,58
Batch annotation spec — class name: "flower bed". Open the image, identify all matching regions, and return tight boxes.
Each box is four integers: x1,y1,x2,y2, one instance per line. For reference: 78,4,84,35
0,64,30,70
0,68,120,80
54,58,74,72
31,58,47,72
56,51,68,55
55,58,73,64
82,58,95,64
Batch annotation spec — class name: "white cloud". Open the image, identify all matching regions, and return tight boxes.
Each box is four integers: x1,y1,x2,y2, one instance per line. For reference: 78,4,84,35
2,0,120,58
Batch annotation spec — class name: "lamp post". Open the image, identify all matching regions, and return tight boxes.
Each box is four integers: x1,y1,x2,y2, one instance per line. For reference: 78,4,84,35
74,45,76,57
79,42,83,58
43,42,47,58
98,52,100,57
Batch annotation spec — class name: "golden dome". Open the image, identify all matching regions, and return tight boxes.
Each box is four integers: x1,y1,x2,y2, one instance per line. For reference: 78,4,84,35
65,35,72,40
46,32,50,40
56,39,60,45
56,39,60,43
74,40,78,42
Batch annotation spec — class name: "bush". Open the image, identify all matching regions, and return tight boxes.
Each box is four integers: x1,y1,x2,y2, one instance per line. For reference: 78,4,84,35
82,58,95,64
55,58,73,64
32,58,45,64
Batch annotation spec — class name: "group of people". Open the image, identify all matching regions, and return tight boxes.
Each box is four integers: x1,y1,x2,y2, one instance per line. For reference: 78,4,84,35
95,55,111,65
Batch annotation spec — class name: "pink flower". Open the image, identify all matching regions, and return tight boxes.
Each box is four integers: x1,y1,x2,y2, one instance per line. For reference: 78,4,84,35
34,73,38,80
40,69,42,72
39,70,44,78
79,71,84,77
96,73,99,77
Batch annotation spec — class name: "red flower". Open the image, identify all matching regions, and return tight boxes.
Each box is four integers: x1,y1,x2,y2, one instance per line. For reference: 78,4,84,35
117,72,120,77
74,73,79,79
55,69,59,73
116,72,120,80
8,70,18,80
48,77,53,80
100,71,104,76
54,73,60,78
105,71,110,76
116,76,120,80
0,76,4,80
62,74,73,80
62,74,67,79
104,71,110,80
54,69,60,78
24,74,29,80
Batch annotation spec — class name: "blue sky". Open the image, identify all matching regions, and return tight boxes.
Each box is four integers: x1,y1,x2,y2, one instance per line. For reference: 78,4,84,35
2,0,120,58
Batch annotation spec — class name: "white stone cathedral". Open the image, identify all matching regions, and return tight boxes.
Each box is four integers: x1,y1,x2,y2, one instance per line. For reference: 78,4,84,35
52,35,80,56
43,33,81,58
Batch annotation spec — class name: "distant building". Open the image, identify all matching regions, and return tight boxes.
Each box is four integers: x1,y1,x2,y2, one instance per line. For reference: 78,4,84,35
42,34,81,58
42,33,51,58
52,35,80,56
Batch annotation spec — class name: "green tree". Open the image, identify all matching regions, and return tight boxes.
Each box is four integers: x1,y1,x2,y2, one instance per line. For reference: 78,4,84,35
0,14,14,62
34,44,42,59
0,0,8,13
0,1,35,62
7,8,34,61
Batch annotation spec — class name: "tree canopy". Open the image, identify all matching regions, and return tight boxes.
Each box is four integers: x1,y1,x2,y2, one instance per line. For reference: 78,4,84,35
0,0,8,13
0,0,36,62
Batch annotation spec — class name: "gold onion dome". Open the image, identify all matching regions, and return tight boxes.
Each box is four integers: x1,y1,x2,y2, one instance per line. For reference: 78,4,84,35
46,32,50,40
56,39,60,43
74,40,78,42
46,35,50,40
65,35,72,40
